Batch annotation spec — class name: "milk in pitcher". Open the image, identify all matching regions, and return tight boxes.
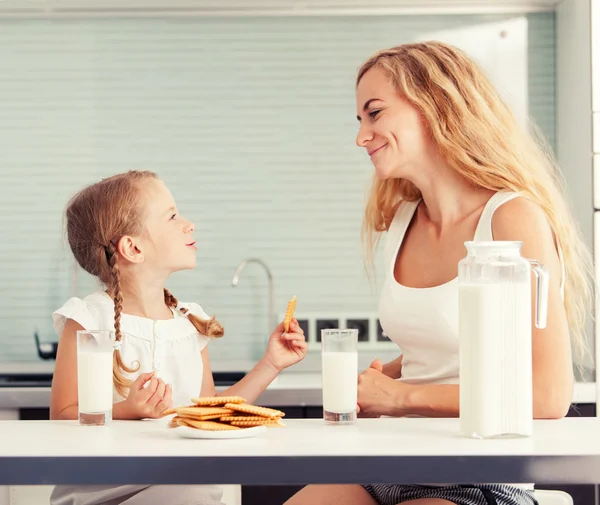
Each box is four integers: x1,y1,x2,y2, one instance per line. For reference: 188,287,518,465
458,241,548,439
459,281,532,438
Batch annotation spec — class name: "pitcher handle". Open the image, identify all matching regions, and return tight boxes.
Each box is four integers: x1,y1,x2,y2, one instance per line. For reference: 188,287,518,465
529,260,549,329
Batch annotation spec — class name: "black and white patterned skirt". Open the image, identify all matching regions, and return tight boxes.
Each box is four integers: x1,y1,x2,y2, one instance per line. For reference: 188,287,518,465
362,484,538,505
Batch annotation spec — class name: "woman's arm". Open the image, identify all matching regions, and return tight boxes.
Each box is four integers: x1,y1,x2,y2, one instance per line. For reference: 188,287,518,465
492,197,573,419
358,198,573,420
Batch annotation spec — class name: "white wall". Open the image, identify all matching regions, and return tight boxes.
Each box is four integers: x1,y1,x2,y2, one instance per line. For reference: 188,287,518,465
556,0,595,375
0,14,558,367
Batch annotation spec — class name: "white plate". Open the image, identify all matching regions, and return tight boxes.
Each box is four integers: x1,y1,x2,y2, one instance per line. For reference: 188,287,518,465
173,424,267,440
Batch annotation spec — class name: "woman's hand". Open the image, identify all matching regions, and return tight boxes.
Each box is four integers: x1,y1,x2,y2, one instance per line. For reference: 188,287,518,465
263,318,308,372
357,359,407,417
121,372,173,419
381,355,403,380
357,405,381,418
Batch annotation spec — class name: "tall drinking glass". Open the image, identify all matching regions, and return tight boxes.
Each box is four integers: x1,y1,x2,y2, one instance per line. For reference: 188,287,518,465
321,329,358,424
77,330,115,426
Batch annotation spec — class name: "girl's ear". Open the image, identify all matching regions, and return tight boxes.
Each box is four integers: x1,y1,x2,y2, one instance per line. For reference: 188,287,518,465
116,235,144,264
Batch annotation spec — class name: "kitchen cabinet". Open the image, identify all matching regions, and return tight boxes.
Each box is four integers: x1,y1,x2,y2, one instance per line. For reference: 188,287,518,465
557,0,598,389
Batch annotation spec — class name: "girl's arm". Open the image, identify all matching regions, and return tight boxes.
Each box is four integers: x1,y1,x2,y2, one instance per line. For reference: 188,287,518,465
199,319,307,404
199,347,279,405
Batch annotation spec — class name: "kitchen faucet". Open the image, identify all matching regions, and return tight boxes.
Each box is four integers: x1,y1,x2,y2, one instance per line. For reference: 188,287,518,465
231,258,276,332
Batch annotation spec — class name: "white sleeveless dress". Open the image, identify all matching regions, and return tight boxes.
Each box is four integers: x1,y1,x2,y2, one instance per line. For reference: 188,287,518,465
49,291,225,505
364,191,564,505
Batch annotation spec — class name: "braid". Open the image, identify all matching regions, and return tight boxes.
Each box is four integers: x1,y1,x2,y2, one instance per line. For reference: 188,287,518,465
163,288,178,311
108,243,124,342
163,288,224,338
107,242,140,398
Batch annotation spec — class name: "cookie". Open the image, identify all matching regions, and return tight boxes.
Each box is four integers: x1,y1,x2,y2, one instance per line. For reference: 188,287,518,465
224,403,285,419
191,396,247,406
175,406,233,417
167,416,181,428
178,412,229,421
161,404,195,417
182,419,241,431
229,418,285,427
283,295,297,333
168,417,195,428
219,415,274,422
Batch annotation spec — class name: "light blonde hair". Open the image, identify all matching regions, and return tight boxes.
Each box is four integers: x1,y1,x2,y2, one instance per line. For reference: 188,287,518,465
65,170,224,397
358,41,594,360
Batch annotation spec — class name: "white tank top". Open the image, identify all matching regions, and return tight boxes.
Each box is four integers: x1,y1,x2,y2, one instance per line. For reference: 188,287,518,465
379,191,565,386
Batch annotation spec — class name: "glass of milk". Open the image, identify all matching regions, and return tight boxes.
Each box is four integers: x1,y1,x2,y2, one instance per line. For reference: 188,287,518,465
77,330,115,426
321,329,358,425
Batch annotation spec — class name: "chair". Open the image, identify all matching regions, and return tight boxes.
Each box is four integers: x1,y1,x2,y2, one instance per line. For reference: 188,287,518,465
533,489,574,505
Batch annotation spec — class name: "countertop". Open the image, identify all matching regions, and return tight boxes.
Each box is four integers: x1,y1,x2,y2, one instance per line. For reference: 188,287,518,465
0,371,325,408
0,359,596,409
2,417,600,485
0,351,401,375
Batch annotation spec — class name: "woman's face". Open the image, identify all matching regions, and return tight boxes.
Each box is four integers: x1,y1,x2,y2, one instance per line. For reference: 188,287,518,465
356,66,433,181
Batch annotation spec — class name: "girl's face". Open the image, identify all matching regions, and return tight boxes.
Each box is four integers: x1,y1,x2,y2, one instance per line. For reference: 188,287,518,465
134,179,197,274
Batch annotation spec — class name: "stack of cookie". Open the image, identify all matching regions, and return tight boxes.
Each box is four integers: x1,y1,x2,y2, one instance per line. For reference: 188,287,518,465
163,396,285,431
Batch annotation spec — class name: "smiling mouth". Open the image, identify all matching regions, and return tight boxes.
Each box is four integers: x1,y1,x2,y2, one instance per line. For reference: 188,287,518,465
187,242,196,247
368,144,387,157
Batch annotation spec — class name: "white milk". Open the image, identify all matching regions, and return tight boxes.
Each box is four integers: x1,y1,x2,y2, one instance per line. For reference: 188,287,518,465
321,352,358,414
459,281,532,438
77,351,114,413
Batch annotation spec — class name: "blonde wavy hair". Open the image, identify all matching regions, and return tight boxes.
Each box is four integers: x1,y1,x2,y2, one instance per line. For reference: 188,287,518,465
65,170,224,398
358,41,594,360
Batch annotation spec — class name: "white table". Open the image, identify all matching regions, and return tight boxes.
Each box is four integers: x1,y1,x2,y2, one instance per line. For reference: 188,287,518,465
0,418,599,486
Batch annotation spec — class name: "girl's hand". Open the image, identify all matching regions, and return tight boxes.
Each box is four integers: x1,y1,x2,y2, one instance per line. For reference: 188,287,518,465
123,372,173,419
263,318,308,372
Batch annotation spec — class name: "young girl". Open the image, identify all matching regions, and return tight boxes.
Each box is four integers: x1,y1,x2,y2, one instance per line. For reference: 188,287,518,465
49,170,307,505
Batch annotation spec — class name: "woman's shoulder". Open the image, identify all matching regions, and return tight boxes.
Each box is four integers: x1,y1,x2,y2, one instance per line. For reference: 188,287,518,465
491,193,551,238
387,199,420,234
491,194,561,273
380,199,420,267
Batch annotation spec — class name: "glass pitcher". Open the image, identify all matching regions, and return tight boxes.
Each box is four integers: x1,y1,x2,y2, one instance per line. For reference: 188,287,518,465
458,241,549,439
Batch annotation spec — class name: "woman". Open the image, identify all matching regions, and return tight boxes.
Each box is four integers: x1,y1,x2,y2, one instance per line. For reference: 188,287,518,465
286,41,593,505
